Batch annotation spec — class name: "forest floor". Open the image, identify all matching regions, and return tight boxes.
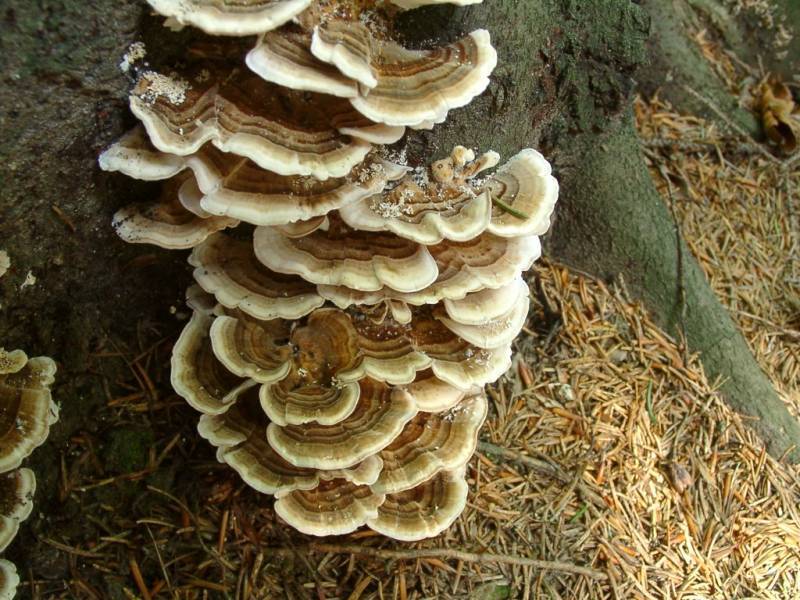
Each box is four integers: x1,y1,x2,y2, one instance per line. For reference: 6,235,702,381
10,25,800,600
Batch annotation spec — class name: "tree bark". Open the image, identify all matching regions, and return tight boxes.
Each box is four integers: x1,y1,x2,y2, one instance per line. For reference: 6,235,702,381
1,0,798,477
400,0,800,461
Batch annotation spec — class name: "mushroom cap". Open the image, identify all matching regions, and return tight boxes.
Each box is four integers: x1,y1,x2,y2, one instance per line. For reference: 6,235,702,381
436,288,530,349
100,126,409,227
339,147,559,243
171,310,259,415
130,68,404,179
404,369,477,412
98,126,185,181
367,466,468,541
336,309,512,389
443,277,528,326
253,220,439,293
209,306,502,394
146,0,313,36
208,313,293,384
0,355,58,473
250,23,495,128
113,175,237,249
247,29,359,98
274,478,385,537
260,376,361,427
309,21,378,90
487,149,559,238
190,234,324,321
205,308,355,392
318,232,541,306
373,393,486,494
0,468,35,552
420,233,542,301
199,154,408,226
0,558,19,599
0,349,27,376
312,25,497,127
267,378,417,470
339,184,492,245
197,391,382,495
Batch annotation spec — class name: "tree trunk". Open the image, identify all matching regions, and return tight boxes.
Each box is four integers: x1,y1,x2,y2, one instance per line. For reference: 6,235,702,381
400,0,800,461
0,0,798,507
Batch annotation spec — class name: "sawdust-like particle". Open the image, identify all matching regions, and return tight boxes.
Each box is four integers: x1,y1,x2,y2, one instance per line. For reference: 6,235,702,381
138,71,191,106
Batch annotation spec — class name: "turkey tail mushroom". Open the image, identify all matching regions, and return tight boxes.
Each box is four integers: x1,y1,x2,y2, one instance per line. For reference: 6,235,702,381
100,0,558,541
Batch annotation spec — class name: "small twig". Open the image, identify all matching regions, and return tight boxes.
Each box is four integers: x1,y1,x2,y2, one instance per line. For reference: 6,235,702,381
477,441,606,508
51,204,77,232
279,543,608,581
643,137,763,156
735,310,800,340
646,380,657,425
491,194,530,220
145,524,176,600
128,558,152,600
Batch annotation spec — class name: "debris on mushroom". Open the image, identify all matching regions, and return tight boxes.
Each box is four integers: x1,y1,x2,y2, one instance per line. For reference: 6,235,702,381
339,146,560,244
487,149,560,238
100,0,558,541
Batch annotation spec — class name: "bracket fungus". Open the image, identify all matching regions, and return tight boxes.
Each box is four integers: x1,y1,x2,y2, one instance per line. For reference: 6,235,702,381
0,350,57,597
248,24,497,128
101,0,558,541
0,558,19,600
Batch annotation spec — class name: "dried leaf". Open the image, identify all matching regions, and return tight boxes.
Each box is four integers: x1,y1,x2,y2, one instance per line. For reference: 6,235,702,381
758,76,799,154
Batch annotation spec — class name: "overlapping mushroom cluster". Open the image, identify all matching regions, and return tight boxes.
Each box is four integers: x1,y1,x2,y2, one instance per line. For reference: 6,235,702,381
0,348,58,599
100,0,558,539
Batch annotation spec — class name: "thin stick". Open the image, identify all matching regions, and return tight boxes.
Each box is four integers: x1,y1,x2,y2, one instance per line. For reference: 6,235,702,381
680,84,780,165
491,195,530,220
145,524,176,599
287,543,607,580
477,441,606,508
129,558,152,600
